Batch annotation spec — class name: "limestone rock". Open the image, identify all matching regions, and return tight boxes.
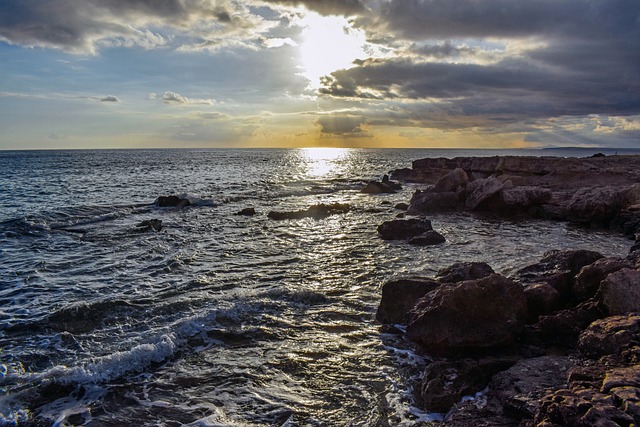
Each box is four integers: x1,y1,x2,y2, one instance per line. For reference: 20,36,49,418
574,257,633,303
361,181,397,194
524,282,561,322
433,167,469,193
464,177,504,210
501,186,552,208
600,268,640,315
578,314,640,358
567,186,628,226
408,190,459,213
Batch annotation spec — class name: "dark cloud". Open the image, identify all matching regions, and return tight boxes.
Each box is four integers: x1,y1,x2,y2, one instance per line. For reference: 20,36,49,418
316,115,367,135
100,95,120,102
361,0,639,41
0,0,260,53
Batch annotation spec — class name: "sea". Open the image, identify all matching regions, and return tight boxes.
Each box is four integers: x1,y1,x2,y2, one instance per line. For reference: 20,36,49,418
0,147,637,427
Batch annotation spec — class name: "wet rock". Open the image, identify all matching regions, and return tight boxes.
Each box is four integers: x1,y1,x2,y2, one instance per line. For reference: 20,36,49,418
578,314,640,358
419,356,518,413
524,282,561,322
433,167,469,193
377,218,433,240
394,202,409,211
235,207,256,216
464,177,504,210
600,268,640,315
134,219,163,232
567,186,629,226
406,274,527,356
436,262,495,284
408,190,459,213
376,277,440,325
155,195,191,208
361,181,397,194
268,203,350,220
573,258,633,303
408,230,446,246
488,356,574,420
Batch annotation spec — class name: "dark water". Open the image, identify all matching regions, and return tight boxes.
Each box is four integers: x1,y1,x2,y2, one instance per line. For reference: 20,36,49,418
0,148,634,426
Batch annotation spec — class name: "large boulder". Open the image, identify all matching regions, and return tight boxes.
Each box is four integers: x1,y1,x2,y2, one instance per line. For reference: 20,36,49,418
408,190,459,213
567,186,629,226
573,257,633,303
436,262,495,284
578,314,640,358
600,268,640,315
523,282,561,322
375,277,440,325
464,177,504,210
377,218,433,240
406,274,527,356
433,168,469,193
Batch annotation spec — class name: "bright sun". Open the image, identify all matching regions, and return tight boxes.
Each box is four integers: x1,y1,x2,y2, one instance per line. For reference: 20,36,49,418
298,13,367,88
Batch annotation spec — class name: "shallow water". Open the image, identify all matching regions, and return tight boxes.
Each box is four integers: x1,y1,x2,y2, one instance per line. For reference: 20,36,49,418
0,148,633,426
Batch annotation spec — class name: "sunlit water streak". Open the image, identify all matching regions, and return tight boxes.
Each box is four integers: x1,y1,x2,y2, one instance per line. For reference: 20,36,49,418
0,148,635,426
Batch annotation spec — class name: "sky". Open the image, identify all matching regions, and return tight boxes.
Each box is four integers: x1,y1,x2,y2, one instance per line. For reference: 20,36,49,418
1,0,639,150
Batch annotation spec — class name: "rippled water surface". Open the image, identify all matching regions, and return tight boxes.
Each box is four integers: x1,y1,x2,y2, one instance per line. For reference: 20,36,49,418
0,148,633,426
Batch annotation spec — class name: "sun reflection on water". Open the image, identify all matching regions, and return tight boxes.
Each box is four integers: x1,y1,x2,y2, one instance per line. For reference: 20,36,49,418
299,147,351,179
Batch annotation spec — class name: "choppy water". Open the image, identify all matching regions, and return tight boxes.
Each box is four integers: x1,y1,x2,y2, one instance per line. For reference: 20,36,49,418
0,148,634,426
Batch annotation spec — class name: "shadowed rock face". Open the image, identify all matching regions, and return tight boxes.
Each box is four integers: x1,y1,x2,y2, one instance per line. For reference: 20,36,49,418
406,274,527,356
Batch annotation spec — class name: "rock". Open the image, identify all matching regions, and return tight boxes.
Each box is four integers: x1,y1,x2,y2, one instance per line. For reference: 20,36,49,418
406,274,527,356
155,195,191,208
407,190,459,213
134,219,163,232
394,202,409,211
377,218,433,240
501,186,552,208
419,356,518,413
375,277,440,325
433,168,469,193
599,268,640,315
516,250,604,303
408,230,446,246
487,356,574,419
534,388,635,427
361,181,397,194
436,262,495,284
524,282,561,322
573,258,633,303
235,207,256,216
567,186,629,226
521,299,603,348
268,203,350,220
464,177,505,210
578,314,640,358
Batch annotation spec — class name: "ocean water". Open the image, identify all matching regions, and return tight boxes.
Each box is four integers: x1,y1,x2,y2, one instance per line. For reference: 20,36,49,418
0,147,635,427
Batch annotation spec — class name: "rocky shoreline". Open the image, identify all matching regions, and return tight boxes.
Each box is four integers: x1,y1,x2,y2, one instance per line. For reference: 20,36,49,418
376,154,640,426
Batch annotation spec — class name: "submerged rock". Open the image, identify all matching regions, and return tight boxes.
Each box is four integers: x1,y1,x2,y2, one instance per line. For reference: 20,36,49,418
134,219,163,232
361,181,397,194
408,230,446,246
377,218,433,240
234,207,256,216
267,203,350,220
155,195,191,208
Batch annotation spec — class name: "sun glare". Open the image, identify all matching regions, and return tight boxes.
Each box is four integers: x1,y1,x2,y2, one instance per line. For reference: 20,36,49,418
299,147,351,178
298,13,367,88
